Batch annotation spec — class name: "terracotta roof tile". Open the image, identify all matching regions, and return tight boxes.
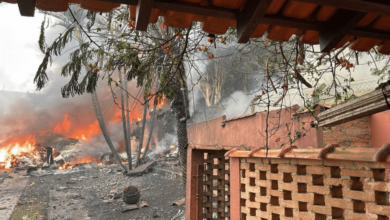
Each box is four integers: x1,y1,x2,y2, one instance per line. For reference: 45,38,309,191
6,0,390,54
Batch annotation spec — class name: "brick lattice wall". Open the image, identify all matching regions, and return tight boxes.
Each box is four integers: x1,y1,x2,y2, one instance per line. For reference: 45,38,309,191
323,117,371,148
240,157,390,220
203,150,230,220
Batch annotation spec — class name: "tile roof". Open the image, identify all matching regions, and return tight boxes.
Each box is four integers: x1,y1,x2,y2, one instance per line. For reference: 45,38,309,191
4,0,390,54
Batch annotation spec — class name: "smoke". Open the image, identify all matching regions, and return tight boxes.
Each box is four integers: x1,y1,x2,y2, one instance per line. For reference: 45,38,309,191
223,91,254,118
187,42,266,123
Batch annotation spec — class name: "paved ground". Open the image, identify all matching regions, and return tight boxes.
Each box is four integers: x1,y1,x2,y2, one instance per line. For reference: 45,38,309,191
0,171,30,220
0,162,185,220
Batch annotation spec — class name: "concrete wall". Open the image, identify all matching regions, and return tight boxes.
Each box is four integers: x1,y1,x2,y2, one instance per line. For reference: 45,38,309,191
187,105,320,149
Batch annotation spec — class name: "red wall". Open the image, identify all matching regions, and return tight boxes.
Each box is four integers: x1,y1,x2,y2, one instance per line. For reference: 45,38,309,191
187,106,320,149
188,107,390,150
370,110,390,148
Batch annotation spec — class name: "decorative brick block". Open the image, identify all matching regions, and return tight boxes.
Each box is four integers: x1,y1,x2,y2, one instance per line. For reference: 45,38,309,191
239,157,390,220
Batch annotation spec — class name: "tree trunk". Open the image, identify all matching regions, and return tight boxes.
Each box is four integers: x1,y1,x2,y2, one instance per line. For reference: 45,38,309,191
142,70,160,159
170,88,189,185
91,91,127,173
118,67,132,170
135,101,148,167
125,78,132,170
142,99,157,159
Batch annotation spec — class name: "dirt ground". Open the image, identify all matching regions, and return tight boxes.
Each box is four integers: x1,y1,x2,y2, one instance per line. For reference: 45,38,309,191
0,162,185,220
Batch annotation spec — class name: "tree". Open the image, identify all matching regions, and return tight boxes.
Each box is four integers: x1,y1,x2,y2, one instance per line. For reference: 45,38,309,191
36,6,194,180
39,6,128,172
118,67,132,170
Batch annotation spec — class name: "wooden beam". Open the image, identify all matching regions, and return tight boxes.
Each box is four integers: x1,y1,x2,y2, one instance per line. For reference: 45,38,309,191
317,84,390,127
135,0,154,31
350,29,390,42
319,10,366,52
236,0,273,43
263,15,322,31
294,0,390,16
17,0,36,17
100,0,137,5
152,0,235,20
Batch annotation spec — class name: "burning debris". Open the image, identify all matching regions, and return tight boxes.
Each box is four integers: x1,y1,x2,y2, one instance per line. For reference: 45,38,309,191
0,140,43,169
0,105,179,173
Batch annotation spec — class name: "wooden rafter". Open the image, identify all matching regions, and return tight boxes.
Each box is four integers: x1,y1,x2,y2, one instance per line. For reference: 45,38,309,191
17,0,36,17
263,15,321,31
153,0,235,19
135,0,154,31
319,10,366,52
236,0,273,43
350,29,390,42
294,0,390,16
104,0,137,4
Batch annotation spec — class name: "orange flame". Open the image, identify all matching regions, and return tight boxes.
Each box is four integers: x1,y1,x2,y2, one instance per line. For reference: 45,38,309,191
58,156,97,171
54,113,71,134
156,95,166,109
53,114,100,142
0,137,38,169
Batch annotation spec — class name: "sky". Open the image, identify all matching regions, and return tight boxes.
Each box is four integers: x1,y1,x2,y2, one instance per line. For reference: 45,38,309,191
0,3,48,93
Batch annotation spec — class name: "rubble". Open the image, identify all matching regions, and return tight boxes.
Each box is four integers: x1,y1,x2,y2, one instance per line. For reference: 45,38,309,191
108,189,122,200
172,198,185,206
121,201,148,212
152,210,159,218
126,161,157,177
35,132,82,152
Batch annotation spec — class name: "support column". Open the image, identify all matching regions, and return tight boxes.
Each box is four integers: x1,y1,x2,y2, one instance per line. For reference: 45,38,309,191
230,157,241,220
186,148,204,220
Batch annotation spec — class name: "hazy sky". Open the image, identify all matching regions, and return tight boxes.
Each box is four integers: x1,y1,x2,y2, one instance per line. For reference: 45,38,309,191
0,4,51,93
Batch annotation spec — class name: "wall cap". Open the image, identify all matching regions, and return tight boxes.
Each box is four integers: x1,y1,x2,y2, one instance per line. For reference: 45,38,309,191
193,143,390,162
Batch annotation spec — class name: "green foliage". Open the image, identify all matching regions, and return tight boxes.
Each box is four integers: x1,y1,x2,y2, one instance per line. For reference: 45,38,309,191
38,18,46,53
86,11,96,32
35,26,75,90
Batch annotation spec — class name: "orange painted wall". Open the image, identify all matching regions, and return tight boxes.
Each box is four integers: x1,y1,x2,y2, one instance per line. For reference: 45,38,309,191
370,110,390,148
187,106,320,149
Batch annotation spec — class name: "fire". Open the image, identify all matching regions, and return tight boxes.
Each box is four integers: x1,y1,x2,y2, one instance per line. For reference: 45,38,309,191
53,114,100,142
0,137,38,169
54,113,71,134
169,145,175,150
58,156,97,171
59,162,72,170
156,95,166,109
137,117,142,121
77,156,97,164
